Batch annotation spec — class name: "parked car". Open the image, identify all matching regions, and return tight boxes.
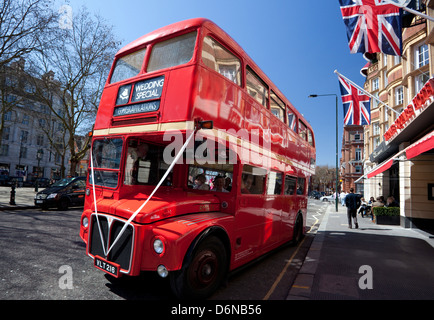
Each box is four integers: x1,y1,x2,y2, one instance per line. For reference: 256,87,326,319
34,176,86,210
320,194,335,202
309,191,321,199
0,174,9,186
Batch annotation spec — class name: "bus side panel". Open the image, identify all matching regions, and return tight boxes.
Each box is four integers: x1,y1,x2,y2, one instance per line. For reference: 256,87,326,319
160,66,197,124
137,213,234,272
193,66,243,131
94,86,119,130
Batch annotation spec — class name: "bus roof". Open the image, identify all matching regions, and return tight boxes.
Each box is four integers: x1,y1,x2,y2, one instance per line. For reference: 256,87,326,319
115,18,313,134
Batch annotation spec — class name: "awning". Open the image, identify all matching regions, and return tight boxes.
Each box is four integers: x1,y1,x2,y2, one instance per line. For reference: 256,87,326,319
405,130,434,160
366,130,434,179
367,159,394,179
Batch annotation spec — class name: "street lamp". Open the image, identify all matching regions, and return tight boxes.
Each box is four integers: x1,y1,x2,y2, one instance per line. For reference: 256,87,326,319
35,149,44,192
308,94,340,212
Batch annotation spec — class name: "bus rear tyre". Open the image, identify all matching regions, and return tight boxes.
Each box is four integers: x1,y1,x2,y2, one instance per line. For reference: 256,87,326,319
292,215,304,244
170,236,227,300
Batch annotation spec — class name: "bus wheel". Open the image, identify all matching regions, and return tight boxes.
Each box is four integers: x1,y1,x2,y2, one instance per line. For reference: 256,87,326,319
170,236,227,299
292,214,304,244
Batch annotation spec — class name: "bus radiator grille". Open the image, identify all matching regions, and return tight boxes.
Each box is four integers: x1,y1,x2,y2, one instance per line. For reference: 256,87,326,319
89,215,134,272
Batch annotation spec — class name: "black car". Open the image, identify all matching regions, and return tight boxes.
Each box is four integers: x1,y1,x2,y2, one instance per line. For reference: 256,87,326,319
34,177,86,210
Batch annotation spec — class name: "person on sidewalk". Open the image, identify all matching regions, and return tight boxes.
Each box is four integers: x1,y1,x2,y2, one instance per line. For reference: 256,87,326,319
345,188,362,229
358,197,368,217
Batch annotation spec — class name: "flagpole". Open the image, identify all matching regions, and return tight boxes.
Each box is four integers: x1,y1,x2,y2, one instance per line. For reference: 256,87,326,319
382,0,434,23
334,70,400,116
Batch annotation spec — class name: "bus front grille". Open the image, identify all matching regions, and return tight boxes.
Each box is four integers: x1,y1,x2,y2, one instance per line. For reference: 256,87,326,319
88,214,134,272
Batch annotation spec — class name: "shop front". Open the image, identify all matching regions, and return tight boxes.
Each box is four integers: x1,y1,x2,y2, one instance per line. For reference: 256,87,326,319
366,79,434,233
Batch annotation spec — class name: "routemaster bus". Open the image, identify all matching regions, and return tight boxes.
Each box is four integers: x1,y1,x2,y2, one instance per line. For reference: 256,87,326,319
79,18,315,299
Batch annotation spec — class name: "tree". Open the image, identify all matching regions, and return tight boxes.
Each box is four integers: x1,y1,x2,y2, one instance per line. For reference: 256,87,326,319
312,165,337,193
29,6,120,177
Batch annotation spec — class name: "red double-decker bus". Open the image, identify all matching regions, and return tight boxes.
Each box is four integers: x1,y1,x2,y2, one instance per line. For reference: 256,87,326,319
79,18,315,299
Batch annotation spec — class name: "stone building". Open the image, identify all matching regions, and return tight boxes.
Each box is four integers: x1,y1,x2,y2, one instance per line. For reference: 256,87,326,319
0,59,70,183
360,2,434,232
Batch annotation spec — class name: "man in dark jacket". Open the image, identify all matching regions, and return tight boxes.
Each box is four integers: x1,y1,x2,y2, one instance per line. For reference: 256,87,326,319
345,188,362,229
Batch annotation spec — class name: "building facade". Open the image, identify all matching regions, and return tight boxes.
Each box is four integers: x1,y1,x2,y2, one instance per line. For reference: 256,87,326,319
340,125,364,194
361,2,434,232
0,59,70,183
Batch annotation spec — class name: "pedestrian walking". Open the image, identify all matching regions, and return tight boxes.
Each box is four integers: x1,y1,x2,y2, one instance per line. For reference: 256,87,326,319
340,191,346,206
344,188,362,229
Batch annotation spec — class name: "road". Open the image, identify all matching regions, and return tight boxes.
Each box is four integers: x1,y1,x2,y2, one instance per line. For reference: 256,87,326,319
0,199,328,300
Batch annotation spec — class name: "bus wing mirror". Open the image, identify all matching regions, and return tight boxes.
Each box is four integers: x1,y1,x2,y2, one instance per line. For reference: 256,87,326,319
197,120,213,130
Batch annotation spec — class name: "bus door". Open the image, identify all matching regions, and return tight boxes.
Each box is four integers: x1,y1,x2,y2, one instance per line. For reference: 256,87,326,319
263,171,284,248
234,165,267,265
282,175,298,242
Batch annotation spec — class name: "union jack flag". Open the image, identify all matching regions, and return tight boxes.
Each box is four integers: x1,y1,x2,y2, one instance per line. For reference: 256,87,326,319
339,0,403,56
338,75,371,126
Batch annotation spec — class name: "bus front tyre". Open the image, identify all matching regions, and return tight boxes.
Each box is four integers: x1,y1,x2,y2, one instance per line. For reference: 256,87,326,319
170,236,227,300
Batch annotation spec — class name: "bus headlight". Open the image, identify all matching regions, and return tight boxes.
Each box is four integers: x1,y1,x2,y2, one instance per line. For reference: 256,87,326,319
157,265,168,278
153,238,165,254
82,216,89,228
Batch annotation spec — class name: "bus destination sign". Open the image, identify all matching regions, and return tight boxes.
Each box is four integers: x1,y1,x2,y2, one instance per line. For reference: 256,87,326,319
113,101,160,117
131,75,165,103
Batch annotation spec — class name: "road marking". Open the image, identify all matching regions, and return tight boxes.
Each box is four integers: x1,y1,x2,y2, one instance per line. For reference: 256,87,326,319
263,236,306,300
292,285,310,290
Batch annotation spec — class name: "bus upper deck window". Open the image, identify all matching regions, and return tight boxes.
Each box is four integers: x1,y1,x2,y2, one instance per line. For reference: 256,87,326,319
147,31,197,73
201,36,241,86
246,67,268,108
110,48,147,84
270,91,285,123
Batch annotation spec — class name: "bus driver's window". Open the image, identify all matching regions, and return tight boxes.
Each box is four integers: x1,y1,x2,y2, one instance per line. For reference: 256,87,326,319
125,140,152,185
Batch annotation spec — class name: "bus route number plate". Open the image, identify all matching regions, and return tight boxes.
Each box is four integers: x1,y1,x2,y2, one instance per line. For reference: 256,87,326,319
94,256,120,278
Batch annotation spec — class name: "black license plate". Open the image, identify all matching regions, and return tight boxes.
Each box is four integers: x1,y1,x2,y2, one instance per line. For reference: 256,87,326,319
94,256,120,277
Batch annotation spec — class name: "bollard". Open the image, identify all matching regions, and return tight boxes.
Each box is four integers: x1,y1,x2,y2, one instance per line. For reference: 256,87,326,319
10,184,16,205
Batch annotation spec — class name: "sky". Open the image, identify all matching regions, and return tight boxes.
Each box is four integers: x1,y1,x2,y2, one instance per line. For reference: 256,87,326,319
59,0,369,166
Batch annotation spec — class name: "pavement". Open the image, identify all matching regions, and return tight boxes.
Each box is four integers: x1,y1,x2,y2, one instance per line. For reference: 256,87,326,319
287,202,434,300
0,186,37,210
2,186,434,300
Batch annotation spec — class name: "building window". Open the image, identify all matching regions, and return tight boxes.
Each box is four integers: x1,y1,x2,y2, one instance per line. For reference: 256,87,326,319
2,127,10,140
373,136,380,149
20,130,29,143
372,78,379,91
415,73,430,93
22,115,30,125
36,135,44,146
4,111,12,121
415,44,429,68
373,122,380,136
355,148,362,161
0,144,8,156
395,86,403,106
19,146,27,159
371,92,379,109
355,165,362,174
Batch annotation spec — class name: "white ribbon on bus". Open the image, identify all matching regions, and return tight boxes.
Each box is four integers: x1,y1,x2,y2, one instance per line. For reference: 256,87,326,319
90,129,197,258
